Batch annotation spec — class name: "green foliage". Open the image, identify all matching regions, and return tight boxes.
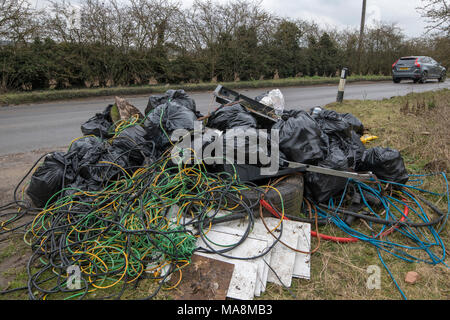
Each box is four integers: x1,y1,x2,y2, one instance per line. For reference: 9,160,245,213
316,32,340,76
269,20,303,78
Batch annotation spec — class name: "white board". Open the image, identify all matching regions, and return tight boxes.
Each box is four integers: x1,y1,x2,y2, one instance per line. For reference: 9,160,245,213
196,228,270,300
213,215,311,285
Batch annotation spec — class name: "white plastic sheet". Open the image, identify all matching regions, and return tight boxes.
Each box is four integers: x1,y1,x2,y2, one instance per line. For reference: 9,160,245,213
260,89,285,116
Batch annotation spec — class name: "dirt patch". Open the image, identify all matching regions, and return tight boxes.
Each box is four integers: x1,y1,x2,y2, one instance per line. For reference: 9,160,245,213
0,248,30,291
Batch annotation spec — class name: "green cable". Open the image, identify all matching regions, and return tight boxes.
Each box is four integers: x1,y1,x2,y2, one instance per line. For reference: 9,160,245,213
25,150,260,299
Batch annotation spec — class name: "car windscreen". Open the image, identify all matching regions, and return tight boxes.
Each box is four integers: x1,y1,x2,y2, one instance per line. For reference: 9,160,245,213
397,58,417,66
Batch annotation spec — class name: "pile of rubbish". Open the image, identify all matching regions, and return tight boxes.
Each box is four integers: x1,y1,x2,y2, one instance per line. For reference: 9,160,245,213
1,87,448,300
26,88,410,219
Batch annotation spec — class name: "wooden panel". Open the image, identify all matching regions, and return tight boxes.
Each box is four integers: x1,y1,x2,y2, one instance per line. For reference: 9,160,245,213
168,254,234,300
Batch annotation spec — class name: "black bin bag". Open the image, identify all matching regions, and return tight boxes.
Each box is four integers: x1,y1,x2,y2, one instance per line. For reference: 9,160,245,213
312,108,364,137
81,105,114,139
349,130,366,169
327,130,366,170
69,135,102,155
112,125,154,166
206,103,257,131
314,109,352,139
144,101,198,152
26,152,68,208
145,89,197,116
222,128,275,166
305,145,349,203
272,110,325,165
74,143,131,192
359,147,409,184
341,113,364,135
314,108,365,169
65,136,104,183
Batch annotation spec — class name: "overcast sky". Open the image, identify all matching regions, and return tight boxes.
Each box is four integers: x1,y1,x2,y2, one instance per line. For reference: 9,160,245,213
35,0,429,38
258,0,428,38
179,0,429,38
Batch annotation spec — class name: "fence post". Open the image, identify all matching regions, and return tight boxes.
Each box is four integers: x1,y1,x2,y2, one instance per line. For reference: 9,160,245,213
337,67,348,103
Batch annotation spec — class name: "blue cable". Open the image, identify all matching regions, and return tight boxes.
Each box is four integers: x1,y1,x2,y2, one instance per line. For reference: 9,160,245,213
376,247,408,300
310,171,449,300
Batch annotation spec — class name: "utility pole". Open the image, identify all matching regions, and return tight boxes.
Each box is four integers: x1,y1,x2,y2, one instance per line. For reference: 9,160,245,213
357,0,367,75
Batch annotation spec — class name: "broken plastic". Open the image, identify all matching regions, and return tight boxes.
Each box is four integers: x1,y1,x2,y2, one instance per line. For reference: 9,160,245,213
360,134,379,144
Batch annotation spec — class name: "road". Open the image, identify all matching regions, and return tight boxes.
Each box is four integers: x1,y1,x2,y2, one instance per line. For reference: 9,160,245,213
0,79,449,156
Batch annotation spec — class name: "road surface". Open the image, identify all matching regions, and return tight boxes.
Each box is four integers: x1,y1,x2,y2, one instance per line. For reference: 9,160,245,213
0,79,449,156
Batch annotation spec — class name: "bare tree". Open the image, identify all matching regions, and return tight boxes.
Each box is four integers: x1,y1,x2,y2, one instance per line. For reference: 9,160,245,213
180,0,275,80
128,0,180,50
417,0,450,34
45,0,83,43
361,22,406,75
79,0,117,46
109,0,135,49
45,0,134,48
0,0,41,43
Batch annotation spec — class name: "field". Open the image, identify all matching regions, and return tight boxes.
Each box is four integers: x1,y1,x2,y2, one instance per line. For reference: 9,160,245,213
0,89,448,300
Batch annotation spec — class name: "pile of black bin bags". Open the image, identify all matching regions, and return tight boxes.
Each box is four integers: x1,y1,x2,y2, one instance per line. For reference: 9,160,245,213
26,89,409,208
304,109,408,203
27,90,199,208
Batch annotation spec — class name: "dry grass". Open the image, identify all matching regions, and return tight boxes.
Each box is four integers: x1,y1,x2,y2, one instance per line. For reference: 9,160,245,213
257,89,450,301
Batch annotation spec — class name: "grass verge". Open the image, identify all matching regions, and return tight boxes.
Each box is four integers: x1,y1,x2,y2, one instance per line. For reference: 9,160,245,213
0,75,391,106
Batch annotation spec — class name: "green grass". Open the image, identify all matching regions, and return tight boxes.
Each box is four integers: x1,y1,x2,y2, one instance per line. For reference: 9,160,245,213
0,242,16,262
0,75,391,106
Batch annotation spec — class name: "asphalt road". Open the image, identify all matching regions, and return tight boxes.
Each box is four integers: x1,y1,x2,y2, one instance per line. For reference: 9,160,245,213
1,79,449,156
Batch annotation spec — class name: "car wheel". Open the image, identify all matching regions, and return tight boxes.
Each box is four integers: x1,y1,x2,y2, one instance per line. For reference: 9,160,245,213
420,71,428,84
413,79,420,83
393,78,400,83
438,72,446,82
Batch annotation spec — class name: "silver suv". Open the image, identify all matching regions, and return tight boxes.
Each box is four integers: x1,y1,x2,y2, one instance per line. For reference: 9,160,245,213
392,56,446,83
